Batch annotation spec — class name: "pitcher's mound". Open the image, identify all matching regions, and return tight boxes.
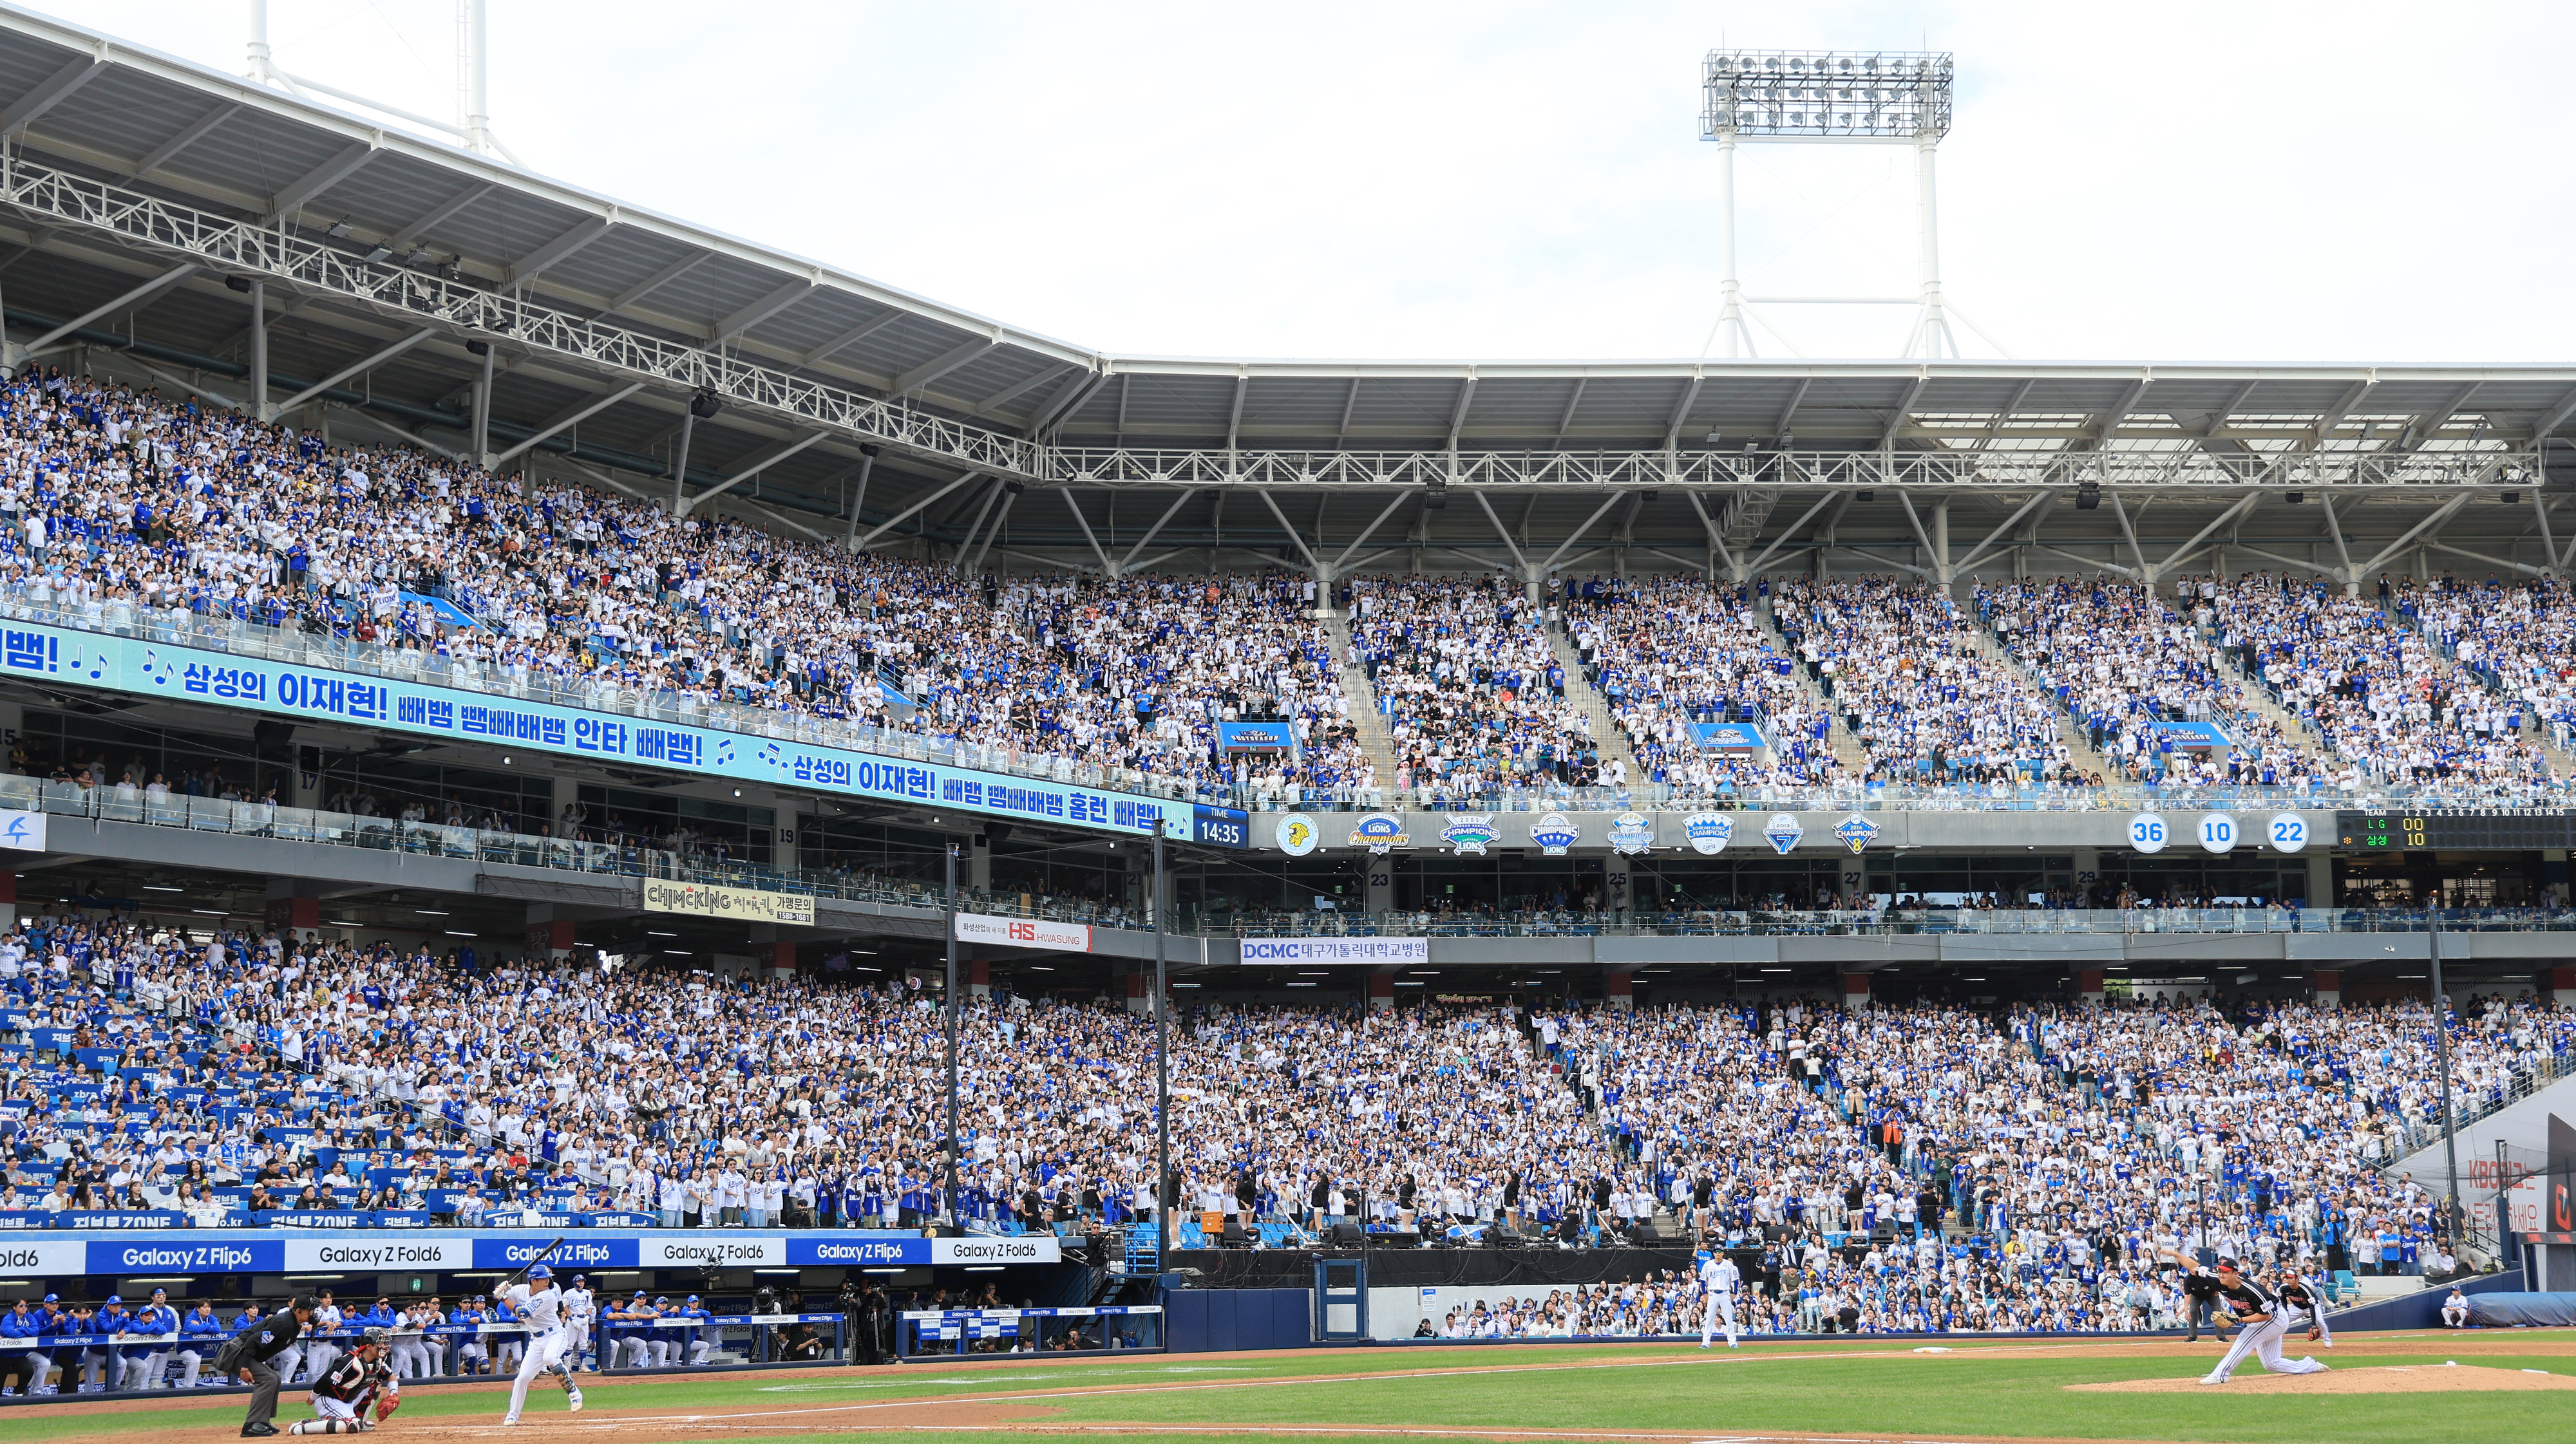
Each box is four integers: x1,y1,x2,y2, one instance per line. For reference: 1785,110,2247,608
2072,1365,2574,1395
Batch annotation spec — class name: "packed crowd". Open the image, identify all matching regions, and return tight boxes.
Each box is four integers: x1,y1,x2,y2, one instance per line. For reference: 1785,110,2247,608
0,368,1346,803
1345,575,1610,797
1982,576,2333,790
8,368,2576,808
1771,577,2070,784
1015,570,1370,804
1565,576,1832,794
2210,574,2559,791
2400,574,2576,751
8,903,2568,1343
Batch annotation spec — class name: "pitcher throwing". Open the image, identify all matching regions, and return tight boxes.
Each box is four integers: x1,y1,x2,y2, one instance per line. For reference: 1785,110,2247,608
498,1266,584,1426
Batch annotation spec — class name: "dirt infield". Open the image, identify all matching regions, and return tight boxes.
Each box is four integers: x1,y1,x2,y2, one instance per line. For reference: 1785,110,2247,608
2071,1363,2576,1395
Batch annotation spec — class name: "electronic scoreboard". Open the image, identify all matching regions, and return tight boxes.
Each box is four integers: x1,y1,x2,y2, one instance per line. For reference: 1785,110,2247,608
2334,811,2576,850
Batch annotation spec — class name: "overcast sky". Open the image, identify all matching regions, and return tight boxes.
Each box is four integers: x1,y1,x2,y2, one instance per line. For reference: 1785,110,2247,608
31,1,2576,363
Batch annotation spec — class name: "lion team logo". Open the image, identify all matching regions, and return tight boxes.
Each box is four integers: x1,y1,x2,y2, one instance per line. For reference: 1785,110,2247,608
1347,812,1409,856
1276,813,1320,856
1441,815,1497,855
1530,813,1581,856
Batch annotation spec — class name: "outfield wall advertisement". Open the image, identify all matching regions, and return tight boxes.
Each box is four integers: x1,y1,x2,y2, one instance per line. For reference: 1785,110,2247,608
0,617,1162,838
19,1228,1059,1276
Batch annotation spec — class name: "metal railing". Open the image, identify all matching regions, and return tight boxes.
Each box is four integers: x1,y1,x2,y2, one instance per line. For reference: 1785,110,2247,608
1220,906,2576,939
0,771,1152,934
1244,778,2573,814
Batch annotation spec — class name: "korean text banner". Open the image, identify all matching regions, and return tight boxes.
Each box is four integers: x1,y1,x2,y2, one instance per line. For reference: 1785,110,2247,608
0,618,1164,837
643,879,818,926
1238,937,1430,965
953,912,1092,953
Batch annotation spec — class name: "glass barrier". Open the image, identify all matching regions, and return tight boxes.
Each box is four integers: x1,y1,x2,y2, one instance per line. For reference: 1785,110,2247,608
1216,906,2576,938
0,772,1159,937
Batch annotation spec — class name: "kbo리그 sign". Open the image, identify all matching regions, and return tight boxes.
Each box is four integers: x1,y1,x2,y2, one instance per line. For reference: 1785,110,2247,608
0,617,1164,838
952,912,1093,953
642,880,817,926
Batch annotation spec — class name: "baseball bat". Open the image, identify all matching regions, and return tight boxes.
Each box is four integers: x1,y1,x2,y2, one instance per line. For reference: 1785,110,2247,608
494,1235,568,1297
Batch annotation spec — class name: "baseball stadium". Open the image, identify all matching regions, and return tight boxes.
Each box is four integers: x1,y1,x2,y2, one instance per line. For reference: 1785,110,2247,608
0,6,2571,1444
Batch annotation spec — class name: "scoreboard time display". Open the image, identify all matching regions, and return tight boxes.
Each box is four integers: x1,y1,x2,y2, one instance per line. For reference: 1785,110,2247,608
2335,811,2576,850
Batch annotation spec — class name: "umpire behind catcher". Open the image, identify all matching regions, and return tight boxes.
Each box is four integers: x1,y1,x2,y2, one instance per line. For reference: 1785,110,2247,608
214,1294,317,1438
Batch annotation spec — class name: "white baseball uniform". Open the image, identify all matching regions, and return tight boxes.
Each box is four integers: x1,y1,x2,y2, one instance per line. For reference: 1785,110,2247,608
498,1283,580,1425
561,1286,596,1370
1699,1255,1742,1347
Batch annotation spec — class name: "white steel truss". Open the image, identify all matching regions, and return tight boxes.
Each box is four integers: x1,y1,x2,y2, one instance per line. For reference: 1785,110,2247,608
0,145,2555,501
1045,444,2538,492
0,146,1044,480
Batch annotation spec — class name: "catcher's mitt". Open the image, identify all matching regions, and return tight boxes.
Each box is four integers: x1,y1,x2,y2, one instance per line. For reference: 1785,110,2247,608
375,1392,402,1423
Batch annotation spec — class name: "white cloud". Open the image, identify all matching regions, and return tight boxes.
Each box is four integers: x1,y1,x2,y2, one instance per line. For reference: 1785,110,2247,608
32,0,2576,362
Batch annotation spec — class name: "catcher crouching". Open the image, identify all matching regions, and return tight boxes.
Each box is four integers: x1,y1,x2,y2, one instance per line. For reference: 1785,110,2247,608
290,1329,399,1435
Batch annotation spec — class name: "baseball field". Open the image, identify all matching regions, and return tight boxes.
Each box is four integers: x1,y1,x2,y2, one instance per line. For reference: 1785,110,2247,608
12,1331,2572,1444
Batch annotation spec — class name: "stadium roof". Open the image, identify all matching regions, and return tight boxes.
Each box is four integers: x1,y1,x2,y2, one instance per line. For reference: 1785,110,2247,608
3,3,2572,577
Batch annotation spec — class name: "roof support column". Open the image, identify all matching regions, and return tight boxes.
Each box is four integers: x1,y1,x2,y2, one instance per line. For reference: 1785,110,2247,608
843,446,880,552
245,279,268,426
469,340,495,467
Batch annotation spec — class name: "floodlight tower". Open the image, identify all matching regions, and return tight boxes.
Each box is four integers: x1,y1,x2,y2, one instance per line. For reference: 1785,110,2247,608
247,0,520,164
1700,50,1958,359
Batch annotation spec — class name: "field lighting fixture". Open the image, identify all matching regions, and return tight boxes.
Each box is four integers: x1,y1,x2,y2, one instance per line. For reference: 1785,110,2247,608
248,0,520,164
1701,50,1985,361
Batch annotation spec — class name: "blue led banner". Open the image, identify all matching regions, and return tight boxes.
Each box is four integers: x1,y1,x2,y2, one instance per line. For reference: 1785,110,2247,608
34,1230,1061,1276
1168,803,1250,850
1215,721,1296,753
2152,721,2234,749
0,619,1164,837
1686,722,1768,751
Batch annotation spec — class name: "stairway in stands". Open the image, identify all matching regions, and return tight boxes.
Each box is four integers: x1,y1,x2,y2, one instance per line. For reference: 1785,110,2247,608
1956,623,2119,776
1320,611,1401,786
1750,595,1872,774
2369,595,2576,777
1544,624,1647,789
2193,616,2343,764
